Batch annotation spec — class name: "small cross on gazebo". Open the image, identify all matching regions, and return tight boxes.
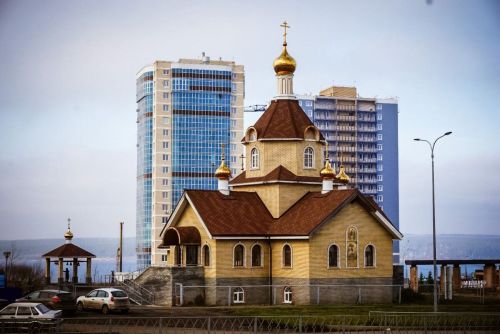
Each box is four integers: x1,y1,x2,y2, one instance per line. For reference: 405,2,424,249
42,218,95,285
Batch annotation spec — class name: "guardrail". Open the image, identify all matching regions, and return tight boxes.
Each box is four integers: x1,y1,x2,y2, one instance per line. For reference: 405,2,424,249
3,314,499,334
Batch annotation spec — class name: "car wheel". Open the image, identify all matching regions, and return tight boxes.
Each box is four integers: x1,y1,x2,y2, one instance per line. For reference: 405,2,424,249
102,305,109,315
29,322,41,334
77,302,84,312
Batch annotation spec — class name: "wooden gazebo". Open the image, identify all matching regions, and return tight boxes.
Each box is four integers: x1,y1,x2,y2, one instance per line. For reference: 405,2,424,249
42,220,95,284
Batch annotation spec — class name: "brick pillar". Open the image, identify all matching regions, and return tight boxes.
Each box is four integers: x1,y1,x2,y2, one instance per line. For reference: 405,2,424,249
452,264,461,291
45,258,51,285
58,258,64,285
440,265,447,294
72,258,78,283
85,258,92,284
484,264,497,289
409,265,419,292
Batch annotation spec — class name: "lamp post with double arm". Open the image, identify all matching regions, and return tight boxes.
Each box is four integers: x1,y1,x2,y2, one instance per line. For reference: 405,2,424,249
414,131,452,312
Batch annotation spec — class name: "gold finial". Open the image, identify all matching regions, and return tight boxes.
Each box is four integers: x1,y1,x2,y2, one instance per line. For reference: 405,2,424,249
320,141,335,179
336,152,350,183
64,218,74,240
215,143,231,180
273,21,296,75
280,21,290,45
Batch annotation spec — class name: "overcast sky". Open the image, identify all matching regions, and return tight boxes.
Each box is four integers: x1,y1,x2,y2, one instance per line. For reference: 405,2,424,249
0,0,499,240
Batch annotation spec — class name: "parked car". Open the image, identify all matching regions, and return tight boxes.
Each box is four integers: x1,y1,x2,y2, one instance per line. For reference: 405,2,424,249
17,290,76,315
0,302,62,333
76,288,129,315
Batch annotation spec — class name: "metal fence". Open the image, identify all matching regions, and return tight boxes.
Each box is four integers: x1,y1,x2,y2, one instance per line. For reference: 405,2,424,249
2,314,500,334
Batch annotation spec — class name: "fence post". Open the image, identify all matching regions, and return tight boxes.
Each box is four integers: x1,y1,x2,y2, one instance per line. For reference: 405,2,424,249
299,316,303,334
398,286,402,304
358,287,361,304
316,286,320,305
159,318,162,334
207,316,211,334
254,316,258,334
228,286,231,306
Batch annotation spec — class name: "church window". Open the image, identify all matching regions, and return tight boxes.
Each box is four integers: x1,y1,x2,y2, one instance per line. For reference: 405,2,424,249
328,244,339,268
251,244,262,267
304,147,314,168
203,245,210,267
365,245,375,267
282,244,292,268
250,148,259,169
283,286,292,304
233,287,245,303
233,244,245,267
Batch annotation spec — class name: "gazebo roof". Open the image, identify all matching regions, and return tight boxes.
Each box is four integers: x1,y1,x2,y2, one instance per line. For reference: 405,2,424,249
42,243,95,258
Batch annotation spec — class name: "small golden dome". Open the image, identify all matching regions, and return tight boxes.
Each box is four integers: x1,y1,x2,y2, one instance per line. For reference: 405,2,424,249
336,164,350,184
215,158,231,180
64,220,73,240
273,42,296,75
320,158,336,179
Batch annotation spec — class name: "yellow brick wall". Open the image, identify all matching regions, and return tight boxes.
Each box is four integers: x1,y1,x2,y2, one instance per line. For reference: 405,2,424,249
308,201,393,278
245,141,323,179
271,240,310,279
214,240,270,279
234,184,320,218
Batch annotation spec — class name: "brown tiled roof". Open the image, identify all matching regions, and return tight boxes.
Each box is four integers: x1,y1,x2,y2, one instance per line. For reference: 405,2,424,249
185,190,275,236
42,243,95,258
251,99,324,140
230,165,323,185
182,188,399,238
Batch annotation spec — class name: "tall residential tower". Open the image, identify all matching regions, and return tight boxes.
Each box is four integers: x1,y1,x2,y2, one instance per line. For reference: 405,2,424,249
136,56,244,269
297,87,400,263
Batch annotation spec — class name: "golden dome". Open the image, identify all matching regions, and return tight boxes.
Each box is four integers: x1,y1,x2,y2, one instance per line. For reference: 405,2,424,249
336,164,350,184
64,220,73,240
320,158,336,179
273,42,296,75
215,156,231,180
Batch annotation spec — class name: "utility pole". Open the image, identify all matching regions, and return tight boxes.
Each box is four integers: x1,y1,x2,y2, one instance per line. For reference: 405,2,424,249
119,222,123,272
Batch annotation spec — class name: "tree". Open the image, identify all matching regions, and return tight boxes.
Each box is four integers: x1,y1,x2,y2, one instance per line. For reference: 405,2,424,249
419,272,425,285
426,271,434,285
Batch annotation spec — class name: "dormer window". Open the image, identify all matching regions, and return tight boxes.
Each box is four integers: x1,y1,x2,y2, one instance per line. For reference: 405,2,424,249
304,147,314,169
250,148,260,169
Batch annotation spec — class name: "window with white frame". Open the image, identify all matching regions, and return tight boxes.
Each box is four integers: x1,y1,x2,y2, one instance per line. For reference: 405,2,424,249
163,129,168,136
250,148,259,169
162,179,168,186
377,185,383,191
283,287,292,304
163,80,169,87
162,204,168,211
162,154,168,161
377,134,383,140
376,105,382,111
306,100,313,107
162,217,168,224
377,144,383,151
377,154,383,161
162,167,168,174
163,142,169,149
377,195,383,202
163,92,169,99
377,164,383,171
161,254,168,262
163,69,169,75
377,124,382,130
162,117,169,124
233,287,244,303
162,191,168,199
377,113,382,120
304,147,314,168
377,175,383,181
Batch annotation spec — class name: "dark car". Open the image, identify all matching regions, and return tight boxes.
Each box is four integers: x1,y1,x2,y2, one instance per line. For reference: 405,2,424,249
16,290,76,315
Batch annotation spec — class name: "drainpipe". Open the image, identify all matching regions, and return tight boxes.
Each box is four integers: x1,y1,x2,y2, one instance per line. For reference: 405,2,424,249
268,237,273,305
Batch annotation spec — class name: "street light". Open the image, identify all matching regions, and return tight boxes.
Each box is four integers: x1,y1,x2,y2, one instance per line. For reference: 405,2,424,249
3,251,11,288
414,131,452,312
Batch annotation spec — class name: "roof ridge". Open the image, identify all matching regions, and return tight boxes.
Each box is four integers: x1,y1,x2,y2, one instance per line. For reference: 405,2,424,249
289,100,302,137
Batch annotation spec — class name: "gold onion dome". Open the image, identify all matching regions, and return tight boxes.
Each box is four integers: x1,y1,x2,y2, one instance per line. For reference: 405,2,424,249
273,42,296,75
215,158,231,180
336,165,350,184
64,220,73,240
320,158,336,179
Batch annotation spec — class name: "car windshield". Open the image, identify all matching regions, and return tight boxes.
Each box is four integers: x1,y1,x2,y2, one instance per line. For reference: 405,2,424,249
36,304,50,314
111,291,127,297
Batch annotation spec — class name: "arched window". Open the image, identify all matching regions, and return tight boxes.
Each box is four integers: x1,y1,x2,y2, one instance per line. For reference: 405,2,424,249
250,148,259,169
233,244,245,267
233,287,245,303
283,286,292,304
251,244,262,267
304,147,314,168
365,245,375,267
203,245,210,267
282,244,292,268
328,244,339,268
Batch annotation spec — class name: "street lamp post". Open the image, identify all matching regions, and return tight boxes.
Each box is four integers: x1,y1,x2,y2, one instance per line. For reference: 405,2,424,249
3,251,11,288
414,131,452,312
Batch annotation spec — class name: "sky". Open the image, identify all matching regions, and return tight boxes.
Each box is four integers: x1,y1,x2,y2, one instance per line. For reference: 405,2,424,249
0,0,499,240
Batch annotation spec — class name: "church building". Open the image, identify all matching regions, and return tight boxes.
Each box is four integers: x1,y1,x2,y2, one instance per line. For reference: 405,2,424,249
154,23,403,306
